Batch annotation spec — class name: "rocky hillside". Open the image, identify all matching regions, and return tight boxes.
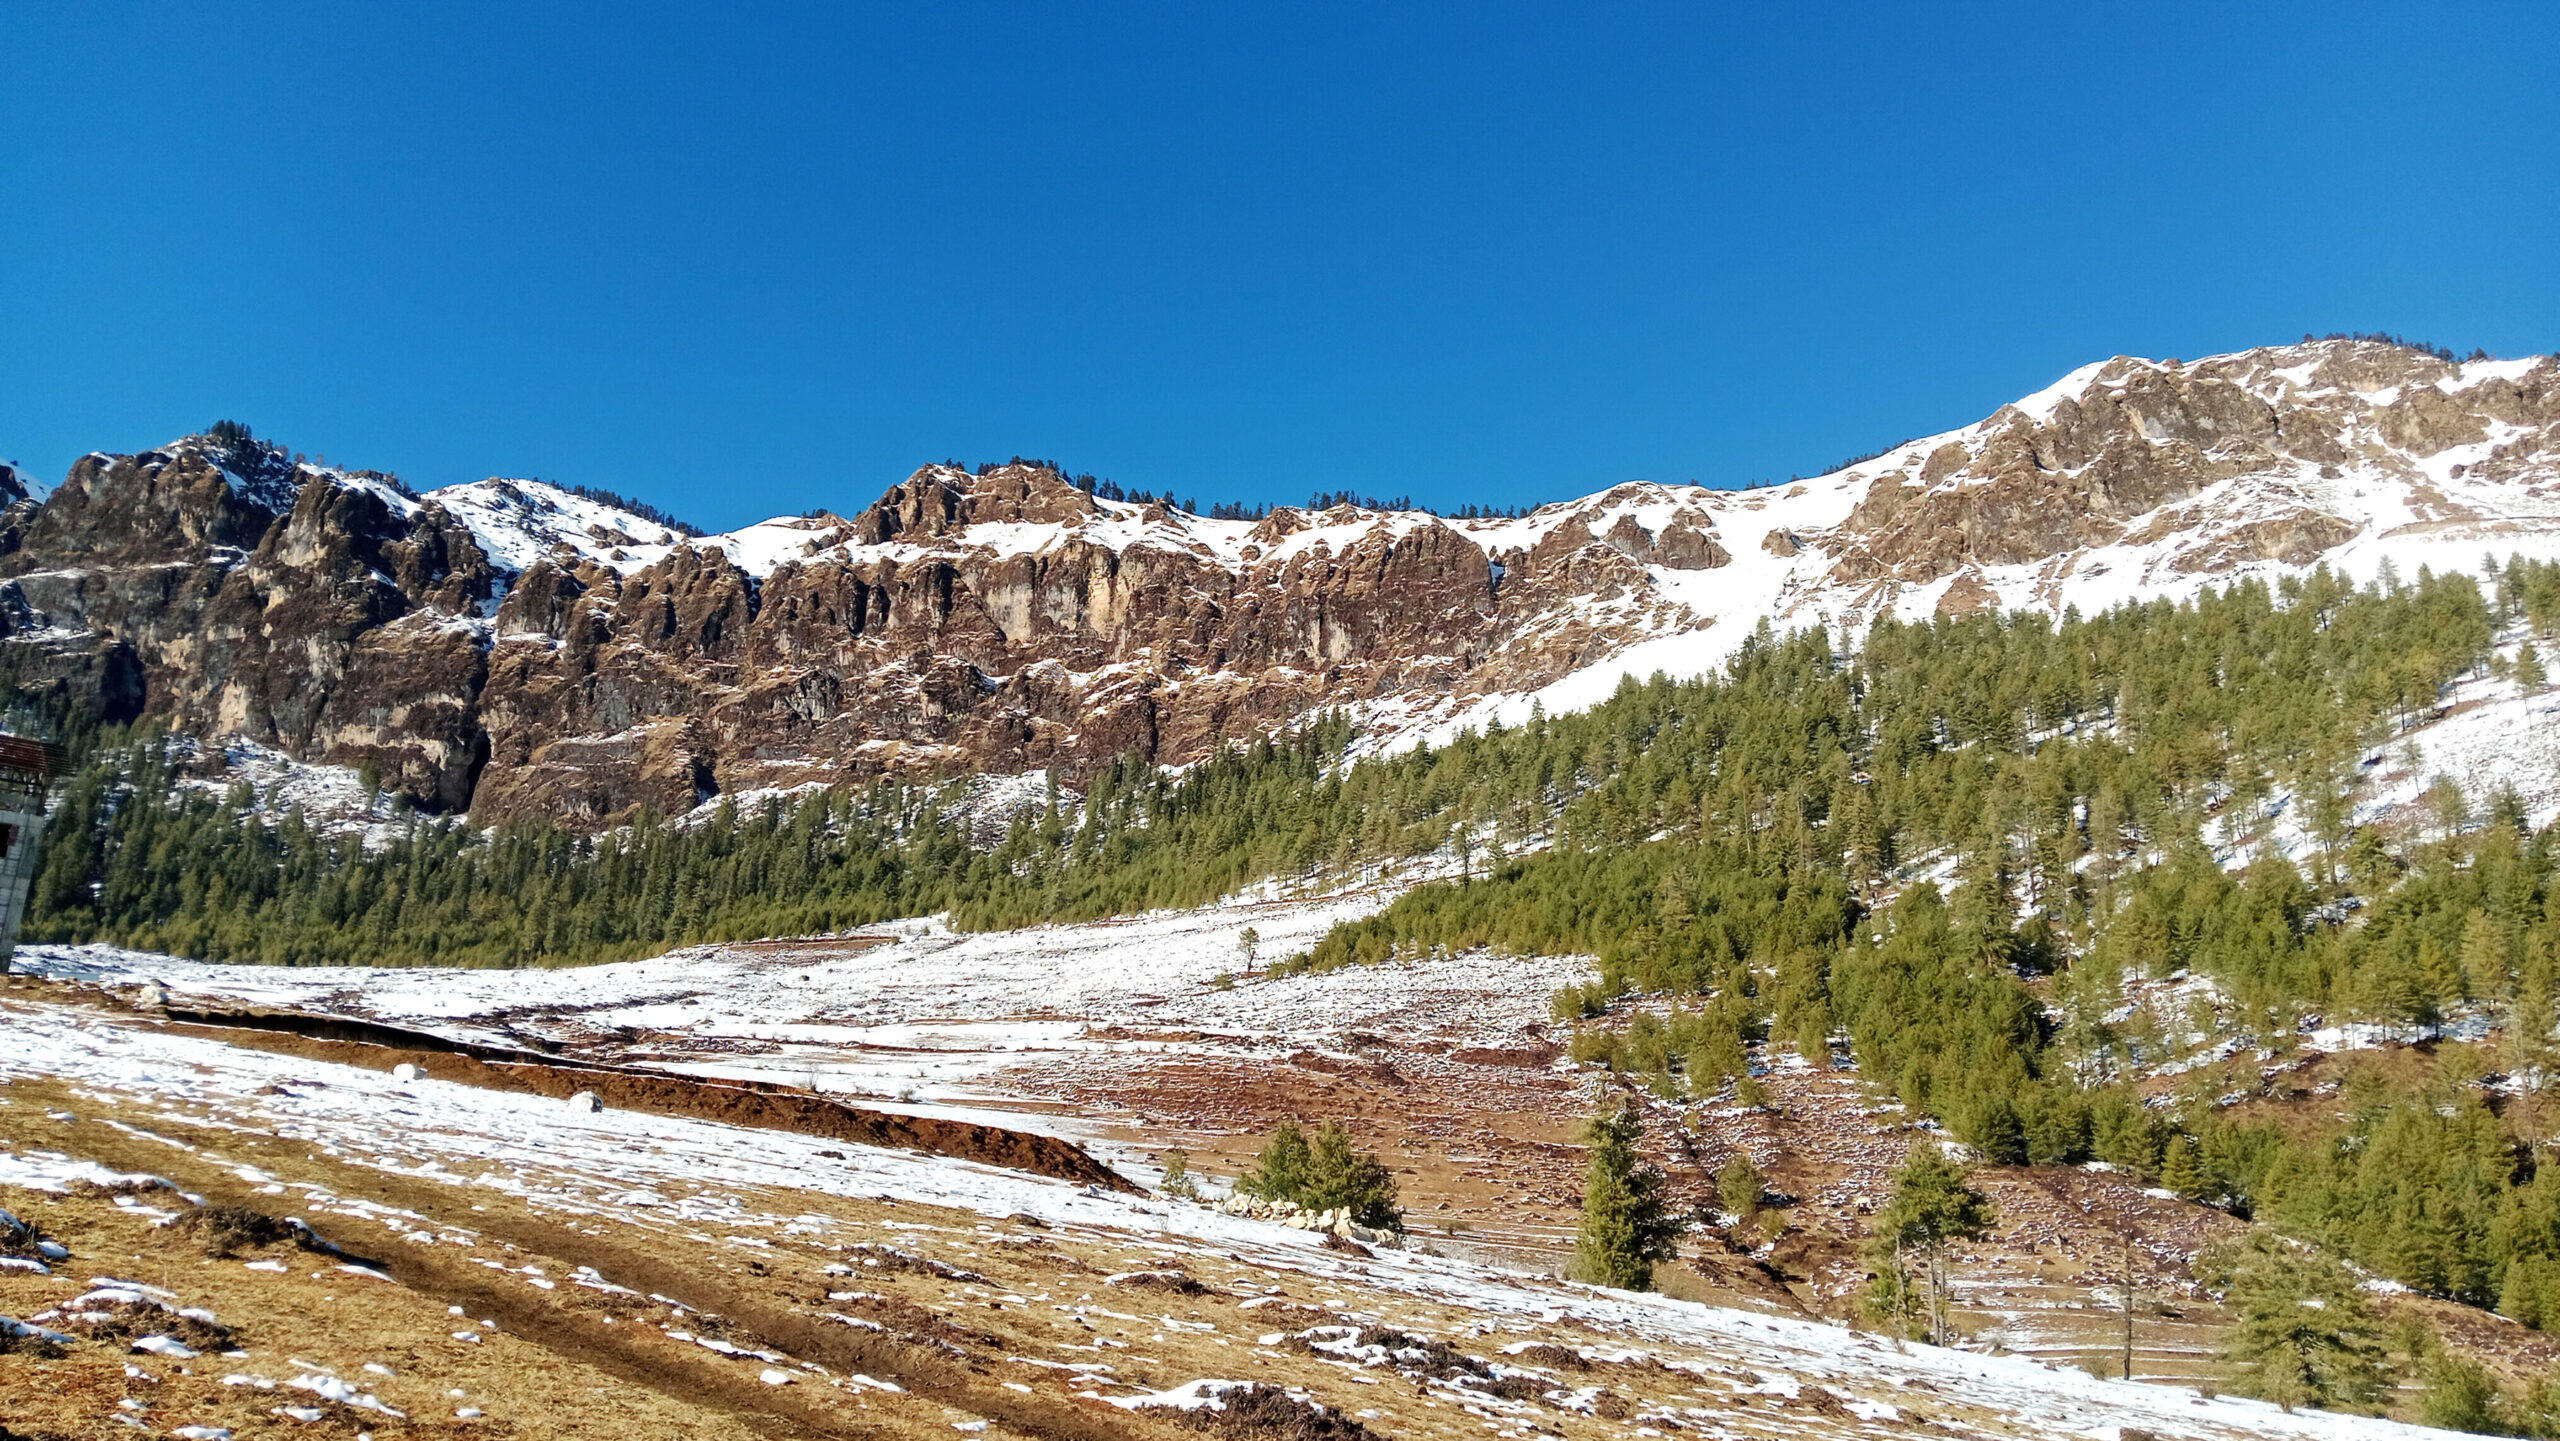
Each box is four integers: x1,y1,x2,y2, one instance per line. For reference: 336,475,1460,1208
3,338,2555,824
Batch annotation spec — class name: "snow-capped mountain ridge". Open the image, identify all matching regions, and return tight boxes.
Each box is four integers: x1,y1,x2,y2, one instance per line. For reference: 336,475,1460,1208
3,338,2554,822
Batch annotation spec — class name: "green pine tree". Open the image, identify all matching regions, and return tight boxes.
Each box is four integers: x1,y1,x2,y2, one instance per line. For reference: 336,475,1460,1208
1716,1151,1765,1232
1869,1140,1998,1345
2209,1231,2383,1414
2501,1254,2552,1331
1570,1106,1688,1291
1301,1120,1403,1232
2512,944,2559,1085
2460,910,2512,1005
2159,1133,2207,1202
1238,1120,1313,1203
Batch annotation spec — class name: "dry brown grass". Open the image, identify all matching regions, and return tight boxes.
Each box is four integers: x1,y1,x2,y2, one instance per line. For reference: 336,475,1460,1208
11,1000,2544,1441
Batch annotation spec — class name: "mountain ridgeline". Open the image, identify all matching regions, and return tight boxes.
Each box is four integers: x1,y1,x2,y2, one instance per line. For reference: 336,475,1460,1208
0,338,2554,824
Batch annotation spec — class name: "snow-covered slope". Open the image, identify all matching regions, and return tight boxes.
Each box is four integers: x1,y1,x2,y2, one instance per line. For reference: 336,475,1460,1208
422,478,692,572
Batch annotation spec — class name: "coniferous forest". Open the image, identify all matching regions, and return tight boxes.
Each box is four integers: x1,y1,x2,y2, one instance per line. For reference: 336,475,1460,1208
25,556,2560,1335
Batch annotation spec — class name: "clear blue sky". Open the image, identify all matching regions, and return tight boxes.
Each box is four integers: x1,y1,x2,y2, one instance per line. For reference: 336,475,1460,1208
4,4,2554,530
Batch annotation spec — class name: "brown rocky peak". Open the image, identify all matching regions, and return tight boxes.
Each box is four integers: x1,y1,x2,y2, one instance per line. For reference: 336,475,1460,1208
1511,484,1733,575
851,462,1098,544
1246,507,1313,545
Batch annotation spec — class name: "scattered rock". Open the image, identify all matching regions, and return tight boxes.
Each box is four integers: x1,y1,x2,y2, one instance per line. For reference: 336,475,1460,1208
174,1207,295,1260
1145,1382,1384,1440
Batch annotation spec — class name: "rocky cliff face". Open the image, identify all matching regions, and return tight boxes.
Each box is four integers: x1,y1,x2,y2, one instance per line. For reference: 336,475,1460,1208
5,339,2556,824
1820,344,2560,601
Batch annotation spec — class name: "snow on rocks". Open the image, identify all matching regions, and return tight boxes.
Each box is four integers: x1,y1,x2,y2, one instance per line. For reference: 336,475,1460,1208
1210,1194,1404,1248
1,1313,76,1345
289,1372,404,1416
1102,1377,1250,1411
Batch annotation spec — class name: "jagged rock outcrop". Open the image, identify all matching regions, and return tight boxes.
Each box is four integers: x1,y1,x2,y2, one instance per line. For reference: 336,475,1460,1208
5,339,2557,824
0,446,500,808
1815,344,2560,599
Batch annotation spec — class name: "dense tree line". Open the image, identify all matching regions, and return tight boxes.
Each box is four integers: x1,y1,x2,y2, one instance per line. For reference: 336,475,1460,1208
557,482,704,538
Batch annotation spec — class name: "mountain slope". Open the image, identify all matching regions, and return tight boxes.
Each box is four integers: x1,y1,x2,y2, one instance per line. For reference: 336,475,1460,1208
1,338,2554,822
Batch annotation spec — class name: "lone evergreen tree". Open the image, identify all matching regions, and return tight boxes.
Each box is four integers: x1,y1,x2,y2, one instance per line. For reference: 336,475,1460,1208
1235,1119,1402,1231
1302,1120,1402,1231
1868,1140,1997,1345
1570,1106,1687,1291
1716,1151,1765,1233
2208,1230,2383,1413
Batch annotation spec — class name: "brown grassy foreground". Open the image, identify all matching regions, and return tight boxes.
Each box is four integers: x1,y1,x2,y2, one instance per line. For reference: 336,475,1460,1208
0,989,2510,1441
0,1065,1944,1441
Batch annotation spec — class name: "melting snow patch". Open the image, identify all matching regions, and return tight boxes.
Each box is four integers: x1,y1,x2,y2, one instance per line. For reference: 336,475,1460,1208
2,1314,74,1345
846,1373,906,1393
1108,1378,1252,1411
0,1150,175,1195
287,1372,404,1416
